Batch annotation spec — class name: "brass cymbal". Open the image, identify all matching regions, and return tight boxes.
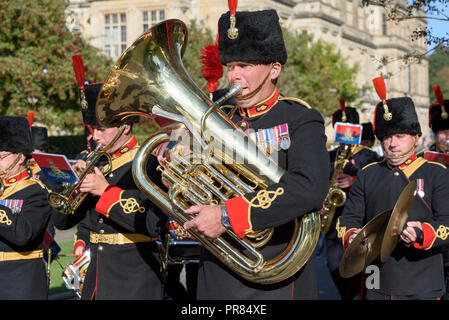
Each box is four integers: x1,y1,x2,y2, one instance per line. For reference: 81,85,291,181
339,209,392,278
380,181,417,262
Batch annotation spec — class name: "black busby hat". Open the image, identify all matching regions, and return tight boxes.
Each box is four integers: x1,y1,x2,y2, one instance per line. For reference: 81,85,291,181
361,122,375,141
218,9,288,65
72,55,139,127
373,97,421,140
31,126,49,152
429,84,449,132
0,116,33,155
81,82,103,126
332,98,359,127
372,77,421,140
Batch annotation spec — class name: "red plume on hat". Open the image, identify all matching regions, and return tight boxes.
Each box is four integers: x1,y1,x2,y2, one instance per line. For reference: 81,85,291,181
433,84,448,119
339,98,347,122
201,44,223,94
372,77,392,132
27,111,34,128
72,55,88,109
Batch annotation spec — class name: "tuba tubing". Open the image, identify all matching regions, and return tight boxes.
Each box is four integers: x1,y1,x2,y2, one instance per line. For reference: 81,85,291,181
132,131,321,284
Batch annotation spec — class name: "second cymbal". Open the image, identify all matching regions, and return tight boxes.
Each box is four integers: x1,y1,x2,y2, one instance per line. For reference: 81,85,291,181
380,181,417,263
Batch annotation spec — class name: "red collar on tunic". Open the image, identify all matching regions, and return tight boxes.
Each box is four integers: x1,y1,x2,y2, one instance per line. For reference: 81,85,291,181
3,168,29,186
112,136,138,158
388,152,417,170
239,88,280,118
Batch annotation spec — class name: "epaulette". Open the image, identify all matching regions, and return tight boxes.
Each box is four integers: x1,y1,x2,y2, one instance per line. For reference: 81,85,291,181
415,148,427,157
426,160,447,169
362,159,385,170
279,97,312,109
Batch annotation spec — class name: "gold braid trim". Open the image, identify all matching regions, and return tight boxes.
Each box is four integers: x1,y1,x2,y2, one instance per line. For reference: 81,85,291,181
248,187,284,210
120,197,146,214
335,218,347,239
0,209,12,226
436,225,449,241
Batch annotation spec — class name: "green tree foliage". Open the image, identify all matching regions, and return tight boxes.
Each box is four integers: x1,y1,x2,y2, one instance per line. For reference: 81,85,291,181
281,30,361,116
0,0,112,134
182,20,216,92
428,47,449,98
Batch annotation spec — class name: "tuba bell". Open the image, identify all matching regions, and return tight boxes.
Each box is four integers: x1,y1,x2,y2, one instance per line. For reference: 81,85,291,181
95,19,320,284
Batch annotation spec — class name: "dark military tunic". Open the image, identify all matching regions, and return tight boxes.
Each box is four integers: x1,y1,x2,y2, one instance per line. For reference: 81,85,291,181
0,169,52,299
196,89,330,299
337,155,449,299
325,145,382,299
52,136,167,300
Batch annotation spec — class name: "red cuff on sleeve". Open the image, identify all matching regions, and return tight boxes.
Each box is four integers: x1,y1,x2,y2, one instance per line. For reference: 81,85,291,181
343,228,358,250
95,185,123,217
225,196,250,238
413,222,436,250
73,240,86,255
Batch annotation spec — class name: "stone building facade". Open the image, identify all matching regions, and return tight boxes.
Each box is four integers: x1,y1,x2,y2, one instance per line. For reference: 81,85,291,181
67,0,431,140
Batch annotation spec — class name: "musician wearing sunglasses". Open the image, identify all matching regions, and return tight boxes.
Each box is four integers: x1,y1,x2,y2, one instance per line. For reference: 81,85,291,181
0,116,53,299
181,8,330,299
51,69,167,300
337,83,449,300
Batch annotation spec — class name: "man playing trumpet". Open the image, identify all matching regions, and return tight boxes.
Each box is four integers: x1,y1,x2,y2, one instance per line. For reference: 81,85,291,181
52,57,167,300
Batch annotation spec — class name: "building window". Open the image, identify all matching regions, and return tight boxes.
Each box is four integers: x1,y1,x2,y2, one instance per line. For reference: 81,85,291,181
143,9,165,31
382,14,387,36
104,13,127,59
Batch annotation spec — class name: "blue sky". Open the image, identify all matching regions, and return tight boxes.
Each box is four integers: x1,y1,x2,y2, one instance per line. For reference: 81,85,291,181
425,0,448,52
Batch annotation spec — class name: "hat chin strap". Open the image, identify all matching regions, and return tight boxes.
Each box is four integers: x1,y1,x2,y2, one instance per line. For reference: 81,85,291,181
382,144,415,161
0,153,22,177
234,63,274,102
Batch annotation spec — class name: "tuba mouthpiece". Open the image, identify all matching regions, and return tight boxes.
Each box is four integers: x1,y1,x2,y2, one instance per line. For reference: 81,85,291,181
214,83,242,107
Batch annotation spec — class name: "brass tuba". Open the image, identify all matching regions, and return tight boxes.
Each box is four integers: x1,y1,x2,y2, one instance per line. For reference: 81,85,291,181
95,19,320,284
320,143,353,234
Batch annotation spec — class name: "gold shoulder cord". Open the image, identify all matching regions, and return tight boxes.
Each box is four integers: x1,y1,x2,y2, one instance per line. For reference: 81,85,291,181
279,97,312,109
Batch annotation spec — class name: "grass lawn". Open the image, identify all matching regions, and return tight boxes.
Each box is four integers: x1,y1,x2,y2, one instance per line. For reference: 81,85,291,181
49,240,76,296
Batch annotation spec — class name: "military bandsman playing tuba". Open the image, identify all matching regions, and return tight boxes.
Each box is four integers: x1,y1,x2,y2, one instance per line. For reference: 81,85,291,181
182,6,330,299
51,56,167,300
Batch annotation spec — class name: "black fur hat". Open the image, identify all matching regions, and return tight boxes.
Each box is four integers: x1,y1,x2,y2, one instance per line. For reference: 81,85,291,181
0,116,33,155
81,83,103,126
373,97,422,140
218,10,288,65
31,126,49,152
332,105,360,127
430,102,449,132
429,85,449,132
361,122,375,141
